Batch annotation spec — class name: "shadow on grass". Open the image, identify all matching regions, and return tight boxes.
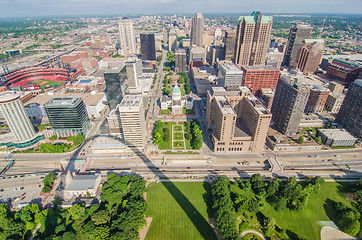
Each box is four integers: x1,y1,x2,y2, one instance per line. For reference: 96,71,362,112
202,180,214,219
125,140,217,240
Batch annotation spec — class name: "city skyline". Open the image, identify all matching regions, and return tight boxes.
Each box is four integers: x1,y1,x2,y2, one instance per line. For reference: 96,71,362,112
0,0,361,18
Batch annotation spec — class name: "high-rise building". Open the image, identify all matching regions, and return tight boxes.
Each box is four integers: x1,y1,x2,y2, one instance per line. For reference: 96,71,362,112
240,65,280,95
119,17,137,55
328,81,345,94
126,61,142,88
168,30,177,53
266,48,284,69
208,45,225,65
296,39,325,74
304,85,330,113
335,79,362,139
271,75,310,135
103,66,128,109
206,86,271,153
326,59,361,84
0,92,36,142
283,24,313,67
175,49,187,72
140,34,156,61
44,97,89,137
118,94,146,151
191,13,204,47
234,12,273,67
190,46,207,64
217,60,243,87
324,92,345,113
224,30,237,61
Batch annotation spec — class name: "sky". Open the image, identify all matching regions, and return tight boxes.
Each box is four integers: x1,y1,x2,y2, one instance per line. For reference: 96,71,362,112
0,0,361,18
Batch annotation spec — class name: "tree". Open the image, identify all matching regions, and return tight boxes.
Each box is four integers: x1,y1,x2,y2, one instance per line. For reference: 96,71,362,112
297,136,304,144
266,179,280,197
91,210,110,225
272,197,287,211
316,136,322,143
49,135,57,140
248,199,260,213
263,216,276,231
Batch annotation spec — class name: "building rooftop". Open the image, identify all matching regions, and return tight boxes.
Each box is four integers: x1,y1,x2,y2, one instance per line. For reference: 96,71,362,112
354,79,362,87
104,66,125,74
66,174,100,191
241,65,278,71
0,91,20,103
216,96,236,115
44,97,81,107
26,92,106,107
239,12,272,23
319,129,357,141
218,61,243,74
119,94,142,108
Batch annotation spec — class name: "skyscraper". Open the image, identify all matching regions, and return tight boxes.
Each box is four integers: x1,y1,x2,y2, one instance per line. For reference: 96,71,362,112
217,60,243,87
240,65,280,95
224,30,237,61
140,34,156,61
175,49,187,72
44,97,89,137
118,94,146,151
168,30,177,52
103,66,128,109
191,13,204,47
296,39,324,74
0,91,36,142
335,79,362,139
126,61,142,88
234,12,273,67
283,24,313,67
206,86,271,153
119,17,137,55
271,75,310,135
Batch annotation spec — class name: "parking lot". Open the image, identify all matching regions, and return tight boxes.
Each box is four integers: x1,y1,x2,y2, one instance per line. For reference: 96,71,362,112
0,173,47,209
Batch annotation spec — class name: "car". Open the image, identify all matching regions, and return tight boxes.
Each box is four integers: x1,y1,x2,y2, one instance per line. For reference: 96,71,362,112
187,167,191,169
13,187,17,191
21,196,25,201
21,193,26,197
308,155,312,157
0,189,3,192
19,186,24,190
334,154,341,157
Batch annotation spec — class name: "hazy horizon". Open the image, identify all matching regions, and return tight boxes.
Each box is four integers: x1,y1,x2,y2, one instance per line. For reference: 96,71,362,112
0,0,361,19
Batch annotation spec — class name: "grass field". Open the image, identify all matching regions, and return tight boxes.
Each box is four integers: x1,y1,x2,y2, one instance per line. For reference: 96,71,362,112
173,132,183,140
173,141,184,148
174,126,182,131
146,182,217,240
236,182,353,240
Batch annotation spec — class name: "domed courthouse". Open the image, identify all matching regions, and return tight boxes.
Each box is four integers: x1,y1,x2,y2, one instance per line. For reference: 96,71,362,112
161,84,193,115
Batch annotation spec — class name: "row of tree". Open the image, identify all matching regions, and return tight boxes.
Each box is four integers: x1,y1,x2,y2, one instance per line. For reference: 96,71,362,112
184,119,203,150
0,174,147,239
178,72,191,94
42,173,57,193
153,120,170,145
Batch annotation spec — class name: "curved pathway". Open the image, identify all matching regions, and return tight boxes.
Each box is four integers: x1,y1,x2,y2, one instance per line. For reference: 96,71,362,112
241,230,265,240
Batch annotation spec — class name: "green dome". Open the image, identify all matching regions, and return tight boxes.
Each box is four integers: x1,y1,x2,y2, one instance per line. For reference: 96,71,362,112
172,85,181,93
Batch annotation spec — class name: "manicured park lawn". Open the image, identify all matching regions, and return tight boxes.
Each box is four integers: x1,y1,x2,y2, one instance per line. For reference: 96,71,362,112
173,132,183,140
237,182,353,240
145,182,217,240
173,125,182,131
173,141,184,148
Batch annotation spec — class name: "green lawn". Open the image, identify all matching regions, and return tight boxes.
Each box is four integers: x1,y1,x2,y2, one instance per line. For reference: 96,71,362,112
173,141,185,148
158,122,176,150
146,182,217,240
182,108,194,115
160,109,171,115
174,125,182,131
258,182,353,240
173,132,183,140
